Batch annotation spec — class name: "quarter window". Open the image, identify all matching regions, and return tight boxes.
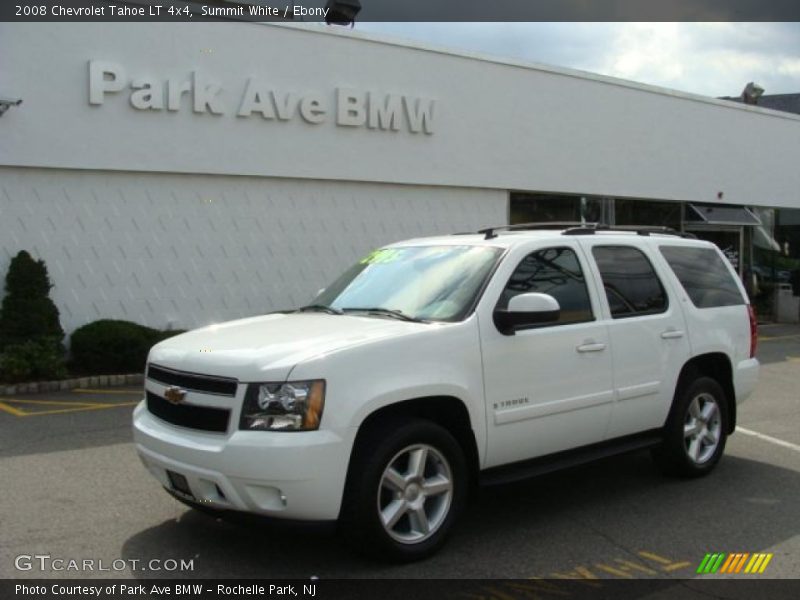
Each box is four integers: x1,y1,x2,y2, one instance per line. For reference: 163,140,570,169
497,247,593,325
592,246,668,318
659,246,745,308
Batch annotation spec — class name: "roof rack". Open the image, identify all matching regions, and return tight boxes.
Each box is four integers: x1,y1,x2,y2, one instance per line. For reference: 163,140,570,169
475,222,585,240
468,222,695,240
562,224,696,238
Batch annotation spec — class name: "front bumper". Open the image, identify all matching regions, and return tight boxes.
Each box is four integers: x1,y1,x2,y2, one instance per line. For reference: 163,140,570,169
133,401,353,521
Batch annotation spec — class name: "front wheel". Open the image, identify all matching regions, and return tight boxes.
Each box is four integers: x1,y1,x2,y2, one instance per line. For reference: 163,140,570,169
652,376,728,477
340,418,467,562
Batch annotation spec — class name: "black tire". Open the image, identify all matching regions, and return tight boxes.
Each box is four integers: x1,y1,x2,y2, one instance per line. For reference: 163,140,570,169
652,376,729,478
339,418,467,562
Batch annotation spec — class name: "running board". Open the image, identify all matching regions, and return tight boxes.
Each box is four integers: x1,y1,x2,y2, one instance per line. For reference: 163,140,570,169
479,431,663,486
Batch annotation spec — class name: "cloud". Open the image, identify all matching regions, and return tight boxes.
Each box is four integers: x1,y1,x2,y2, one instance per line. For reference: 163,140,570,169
353,22,800,97
594,23,800,96
600,23,687,82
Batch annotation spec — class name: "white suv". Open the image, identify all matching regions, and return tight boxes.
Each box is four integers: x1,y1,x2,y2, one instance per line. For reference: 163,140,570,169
133,224,759,561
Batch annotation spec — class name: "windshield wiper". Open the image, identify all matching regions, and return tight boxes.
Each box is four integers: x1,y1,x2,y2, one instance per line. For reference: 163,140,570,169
341,307,426,323
296,304,344,315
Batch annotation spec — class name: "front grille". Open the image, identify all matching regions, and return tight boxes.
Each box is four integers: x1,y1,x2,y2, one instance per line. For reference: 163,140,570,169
147,364,238,396
146,391,230,433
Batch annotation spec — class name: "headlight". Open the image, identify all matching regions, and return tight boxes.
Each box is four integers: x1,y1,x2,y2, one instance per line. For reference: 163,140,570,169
240,380,325,431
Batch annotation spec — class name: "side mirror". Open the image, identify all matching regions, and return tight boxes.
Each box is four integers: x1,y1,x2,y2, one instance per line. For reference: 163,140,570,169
493,293,560,335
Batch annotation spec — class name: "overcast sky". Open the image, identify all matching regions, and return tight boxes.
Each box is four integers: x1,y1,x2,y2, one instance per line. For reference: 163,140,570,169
351,23,800,98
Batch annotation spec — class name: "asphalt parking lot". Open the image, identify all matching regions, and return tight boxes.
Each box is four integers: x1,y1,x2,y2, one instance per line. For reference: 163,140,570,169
1,324,798,581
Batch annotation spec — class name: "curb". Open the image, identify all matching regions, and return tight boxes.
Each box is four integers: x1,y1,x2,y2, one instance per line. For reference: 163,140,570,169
1,373,144,396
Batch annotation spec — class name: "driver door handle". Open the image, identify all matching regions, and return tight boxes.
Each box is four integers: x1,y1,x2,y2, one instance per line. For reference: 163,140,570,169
577,341,606,353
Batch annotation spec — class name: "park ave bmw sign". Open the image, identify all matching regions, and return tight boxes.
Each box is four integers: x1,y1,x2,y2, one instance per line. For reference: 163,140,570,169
88,60,436,134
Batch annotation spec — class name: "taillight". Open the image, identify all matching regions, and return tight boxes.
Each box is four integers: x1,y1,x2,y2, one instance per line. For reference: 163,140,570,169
748,305,758,359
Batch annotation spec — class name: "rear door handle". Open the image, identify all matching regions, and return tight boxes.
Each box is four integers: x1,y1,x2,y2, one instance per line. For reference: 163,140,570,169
661,329,685,339
577,341,606,353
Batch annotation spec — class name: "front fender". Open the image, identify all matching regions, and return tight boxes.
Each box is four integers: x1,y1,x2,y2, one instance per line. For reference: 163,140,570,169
288,317,487,465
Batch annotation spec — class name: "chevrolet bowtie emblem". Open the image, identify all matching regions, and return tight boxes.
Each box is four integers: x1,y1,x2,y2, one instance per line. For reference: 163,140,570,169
164,386,187,405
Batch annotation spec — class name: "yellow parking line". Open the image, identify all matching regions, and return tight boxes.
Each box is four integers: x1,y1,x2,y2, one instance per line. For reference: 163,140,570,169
0,398,113,407
0,401,27,416
16,405,114,416
636,551,691,572
12,402,139,417
0,397,139,417
73,388,142,395
637,551,672,564
759,334,800,342
12,403,139,417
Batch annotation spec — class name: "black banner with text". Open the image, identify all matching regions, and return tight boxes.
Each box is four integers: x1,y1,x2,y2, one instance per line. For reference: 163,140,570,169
4,579,800,600
3,0,800,22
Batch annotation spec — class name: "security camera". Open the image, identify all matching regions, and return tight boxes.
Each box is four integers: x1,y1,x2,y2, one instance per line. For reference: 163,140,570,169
741,82,764,105
0,97,22,117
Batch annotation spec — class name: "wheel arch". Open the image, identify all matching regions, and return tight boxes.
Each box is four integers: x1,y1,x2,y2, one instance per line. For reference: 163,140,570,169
347,396,480,487
673,352,736,434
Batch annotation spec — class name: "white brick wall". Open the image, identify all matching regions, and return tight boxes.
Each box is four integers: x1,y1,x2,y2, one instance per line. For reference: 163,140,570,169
0,167,507,335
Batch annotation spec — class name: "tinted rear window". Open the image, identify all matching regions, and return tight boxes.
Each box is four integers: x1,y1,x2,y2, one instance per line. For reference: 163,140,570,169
659,246,745,308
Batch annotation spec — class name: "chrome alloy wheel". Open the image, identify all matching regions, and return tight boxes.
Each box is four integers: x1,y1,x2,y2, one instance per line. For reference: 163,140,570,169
684,392,722,464
377,444,454,544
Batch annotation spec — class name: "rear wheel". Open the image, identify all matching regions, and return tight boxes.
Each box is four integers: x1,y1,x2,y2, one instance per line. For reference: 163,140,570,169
340,418,467,562
653,376,728,477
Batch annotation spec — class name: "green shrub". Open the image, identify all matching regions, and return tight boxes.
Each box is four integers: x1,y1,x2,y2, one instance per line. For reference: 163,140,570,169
0,250,64,351
70,319,185,375
0,338,67,383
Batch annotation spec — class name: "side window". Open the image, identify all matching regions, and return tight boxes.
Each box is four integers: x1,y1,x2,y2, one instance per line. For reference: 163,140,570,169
497,247,593,325
659,245,745,308
592,246,668,318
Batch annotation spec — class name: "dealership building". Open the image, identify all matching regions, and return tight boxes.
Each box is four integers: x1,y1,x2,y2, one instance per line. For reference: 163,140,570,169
1,21,799,336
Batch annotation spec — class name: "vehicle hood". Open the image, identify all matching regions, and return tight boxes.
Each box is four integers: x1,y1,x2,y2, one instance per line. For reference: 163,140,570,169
147,312,430,381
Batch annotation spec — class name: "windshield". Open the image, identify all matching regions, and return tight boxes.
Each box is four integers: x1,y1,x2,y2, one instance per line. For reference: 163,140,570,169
312,245,503,322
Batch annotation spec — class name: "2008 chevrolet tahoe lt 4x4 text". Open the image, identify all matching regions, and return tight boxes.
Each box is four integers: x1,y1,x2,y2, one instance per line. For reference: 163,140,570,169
133,224,759,561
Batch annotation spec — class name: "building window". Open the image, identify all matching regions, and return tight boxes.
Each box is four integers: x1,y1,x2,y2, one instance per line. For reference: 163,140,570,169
510,192,613,225
510,193,580,223
614,198,682,230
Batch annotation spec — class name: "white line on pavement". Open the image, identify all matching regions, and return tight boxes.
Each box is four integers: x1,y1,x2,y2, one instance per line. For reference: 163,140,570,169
737,427,800,454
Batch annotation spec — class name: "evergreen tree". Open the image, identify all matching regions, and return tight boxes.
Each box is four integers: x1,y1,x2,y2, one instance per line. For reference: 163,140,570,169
0,251,64,351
